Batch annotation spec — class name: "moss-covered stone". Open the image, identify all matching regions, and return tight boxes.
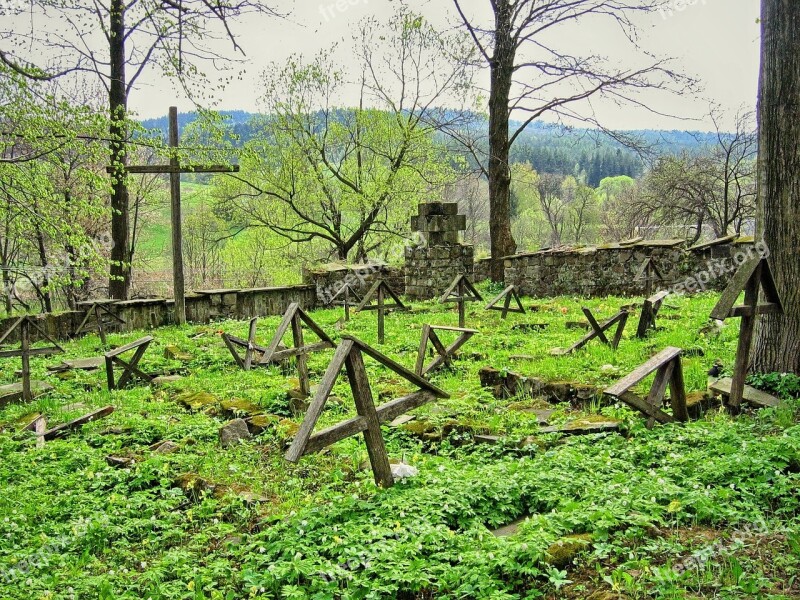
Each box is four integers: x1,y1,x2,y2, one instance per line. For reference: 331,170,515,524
246,414,281,435
545,533,593,567
220,398,262,418
164,345,193,361
175,390,219,411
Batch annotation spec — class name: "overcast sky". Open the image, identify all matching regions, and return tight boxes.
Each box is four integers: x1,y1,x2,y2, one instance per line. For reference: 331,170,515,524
125,0,762,132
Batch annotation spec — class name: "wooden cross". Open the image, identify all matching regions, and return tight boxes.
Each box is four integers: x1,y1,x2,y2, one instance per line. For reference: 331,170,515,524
106,106,239,325
636,290,670,339
440,274,482,328
104,336,153,390
285,335,449,488
355,280,407,344
485,285,526,319
221,318,268,371
709,256,784,411
635,256,664,297
555,307,629,355
415,324,478,377
328,282,362,322
605,346,689,428
0,316,63,401
75,301,126,346
258,302,335,396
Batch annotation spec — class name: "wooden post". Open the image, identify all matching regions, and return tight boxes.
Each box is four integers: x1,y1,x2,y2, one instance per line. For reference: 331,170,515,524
729,262,761,410
344,287,351,322
346,348,394,488
169,107,186,326
292,313,310,396
377,284,385,344
20,319,31,402
458,279,466,328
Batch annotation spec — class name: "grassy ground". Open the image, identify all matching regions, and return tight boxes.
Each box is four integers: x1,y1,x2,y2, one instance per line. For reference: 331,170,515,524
1,288,799,599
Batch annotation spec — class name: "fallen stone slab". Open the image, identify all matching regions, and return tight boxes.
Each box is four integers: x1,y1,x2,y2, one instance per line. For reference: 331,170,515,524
220,398,263,418
47,357,104,372
535,417,620,436
479,367,601,405
151,375,184,387
164,345,193,361
150,440,180,454
491,516,528,537
710,377,780,408
219,418,251,448
0,381,53,406
175,390,219,411
389,414,416,427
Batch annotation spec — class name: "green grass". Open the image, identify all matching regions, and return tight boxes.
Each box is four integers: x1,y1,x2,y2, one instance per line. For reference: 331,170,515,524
1,289,799,599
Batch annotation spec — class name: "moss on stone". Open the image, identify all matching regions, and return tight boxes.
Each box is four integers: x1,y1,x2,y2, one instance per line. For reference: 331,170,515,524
545,533,593,567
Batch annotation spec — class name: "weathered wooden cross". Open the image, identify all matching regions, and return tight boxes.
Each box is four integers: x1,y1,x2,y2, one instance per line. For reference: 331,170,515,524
440,274,482,328
107,106,239,325
355,280,407,344
709,256,784,411
285,335,449,488
554,307,629,355
636,290,670,339
0,316,63,402
75,301,125,346
604,346,689,428
485,284,526,319
415,324,478,377
635,256,664,297
328,282,362,322
104,336,153,390
258,302,335,396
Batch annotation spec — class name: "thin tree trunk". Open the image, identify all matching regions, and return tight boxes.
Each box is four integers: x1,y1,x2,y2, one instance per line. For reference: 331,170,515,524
752,0,800,374
487,0,517,281
108,0,131,299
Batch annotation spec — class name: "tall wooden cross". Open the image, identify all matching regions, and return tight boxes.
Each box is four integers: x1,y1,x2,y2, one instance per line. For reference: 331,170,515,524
107,106,239,325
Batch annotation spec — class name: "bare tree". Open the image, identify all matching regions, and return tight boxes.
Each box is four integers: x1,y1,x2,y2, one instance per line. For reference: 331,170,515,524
451,0,689,280
1,1,281,299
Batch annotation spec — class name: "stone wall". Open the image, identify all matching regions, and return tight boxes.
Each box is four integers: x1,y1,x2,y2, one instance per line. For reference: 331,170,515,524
503,237,756,298
404,245,474,300
303,263,405,305
0,284,317,345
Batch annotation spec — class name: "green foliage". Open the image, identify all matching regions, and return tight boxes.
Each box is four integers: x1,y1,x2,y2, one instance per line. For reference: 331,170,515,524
0,292,798,598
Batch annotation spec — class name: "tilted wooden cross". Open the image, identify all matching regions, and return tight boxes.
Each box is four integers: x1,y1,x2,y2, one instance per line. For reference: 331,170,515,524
107,106,239,325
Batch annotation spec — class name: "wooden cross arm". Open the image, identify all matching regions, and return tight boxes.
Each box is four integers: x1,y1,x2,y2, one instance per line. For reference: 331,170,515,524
288,390,436,459
104,336,153,358
429,325,479,334
727,303,783,318
605,347,682,396
106,165,240,174
0,347,62,358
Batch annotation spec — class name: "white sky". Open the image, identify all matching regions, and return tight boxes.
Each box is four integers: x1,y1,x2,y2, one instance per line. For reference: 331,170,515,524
83,0,767,131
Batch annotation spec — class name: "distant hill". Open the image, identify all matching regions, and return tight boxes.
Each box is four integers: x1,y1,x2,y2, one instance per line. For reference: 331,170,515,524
139,110,721,186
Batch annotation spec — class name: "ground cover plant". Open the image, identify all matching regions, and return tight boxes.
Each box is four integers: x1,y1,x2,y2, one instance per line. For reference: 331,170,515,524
1,289,799,599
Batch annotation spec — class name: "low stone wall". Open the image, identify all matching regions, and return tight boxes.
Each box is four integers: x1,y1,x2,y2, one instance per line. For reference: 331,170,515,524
303,263,405,305
404,245,474,300
503,238,756,298
0,284,318,344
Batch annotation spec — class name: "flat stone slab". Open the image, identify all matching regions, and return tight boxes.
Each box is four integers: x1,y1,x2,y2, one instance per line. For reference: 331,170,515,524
389,414,416,427
151,375,184,387
710,377,780,408
537,417,621,436
48,357,104,372
0,381,54,404
491,516,527,537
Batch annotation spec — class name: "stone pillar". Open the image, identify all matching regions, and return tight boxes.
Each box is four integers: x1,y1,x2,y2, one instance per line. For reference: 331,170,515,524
404,202,474,300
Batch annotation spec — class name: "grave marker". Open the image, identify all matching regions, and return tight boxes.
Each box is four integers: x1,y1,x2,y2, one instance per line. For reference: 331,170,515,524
328,282,362,322
604,346,688,427
0,317,63,402
636,290,670,339
635,256,665,296
104,336,153,390
439,274,482,328
415,324,478,376
709,256,784,410
355,280,407,344
75,301,125,345
258,303,335,396
555,307,629,355
285,336,449,487
485,285,525,319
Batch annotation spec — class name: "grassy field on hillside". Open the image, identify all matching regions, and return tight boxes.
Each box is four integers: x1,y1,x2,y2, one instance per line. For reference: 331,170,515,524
1,289,799,599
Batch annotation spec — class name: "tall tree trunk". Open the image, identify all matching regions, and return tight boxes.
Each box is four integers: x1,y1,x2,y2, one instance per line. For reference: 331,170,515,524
108,0,131,299
487,0,517,282
752,0,800,374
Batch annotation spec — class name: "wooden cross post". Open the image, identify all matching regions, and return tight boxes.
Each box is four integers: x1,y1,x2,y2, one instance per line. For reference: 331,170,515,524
0,317,64,402
107,106,239,325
